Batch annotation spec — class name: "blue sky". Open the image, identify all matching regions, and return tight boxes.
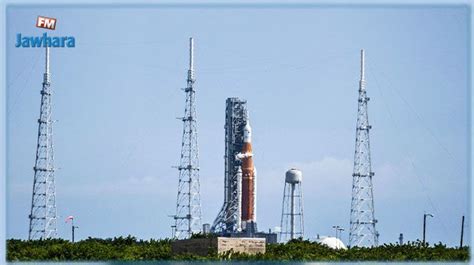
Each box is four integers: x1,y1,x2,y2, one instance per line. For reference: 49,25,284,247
5,5,469,246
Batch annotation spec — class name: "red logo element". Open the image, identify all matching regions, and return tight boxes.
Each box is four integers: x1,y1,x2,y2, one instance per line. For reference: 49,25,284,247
36,16,56,30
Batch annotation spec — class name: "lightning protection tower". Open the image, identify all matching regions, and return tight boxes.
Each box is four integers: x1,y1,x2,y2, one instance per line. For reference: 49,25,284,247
280,169,304,242
28,47,58,240
348,49,379,247
173,37,202,239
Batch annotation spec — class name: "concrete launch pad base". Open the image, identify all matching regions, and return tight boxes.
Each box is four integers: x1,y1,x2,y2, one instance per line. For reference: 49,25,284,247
171,237,266,256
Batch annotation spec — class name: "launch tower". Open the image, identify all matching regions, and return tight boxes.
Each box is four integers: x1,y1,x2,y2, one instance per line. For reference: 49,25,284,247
212,98,248,234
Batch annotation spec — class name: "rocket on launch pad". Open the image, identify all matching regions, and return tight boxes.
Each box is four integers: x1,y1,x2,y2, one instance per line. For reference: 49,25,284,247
236,118,257,231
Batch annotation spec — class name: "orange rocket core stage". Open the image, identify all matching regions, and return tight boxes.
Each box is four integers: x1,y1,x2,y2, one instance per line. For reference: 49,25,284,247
241,141,255,222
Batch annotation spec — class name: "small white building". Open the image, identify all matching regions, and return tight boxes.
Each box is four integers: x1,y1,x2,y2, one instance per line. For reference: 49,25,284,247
316,236,347,250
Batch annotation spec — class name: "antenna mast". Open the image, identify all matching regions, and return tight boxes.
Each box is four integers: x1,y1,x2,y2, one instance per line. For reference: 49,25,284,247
348,49,379,247
173,37,202,239
28,47,58,240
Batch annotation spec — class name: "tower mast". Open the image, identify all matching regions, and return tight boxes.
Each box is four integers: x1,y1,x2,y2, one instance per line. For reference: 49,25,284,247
173,37,202,239
28,47,58,240
349,50,379,247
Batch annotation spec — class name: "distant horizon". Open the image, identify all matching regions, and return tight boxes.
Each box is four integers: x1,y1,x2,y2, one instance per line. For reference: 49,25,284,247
5,5,470,247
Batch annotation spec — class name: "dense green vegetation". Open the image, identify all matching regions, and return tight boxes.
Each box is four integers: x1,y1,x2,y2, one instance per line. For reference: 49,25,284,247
6,236,469,261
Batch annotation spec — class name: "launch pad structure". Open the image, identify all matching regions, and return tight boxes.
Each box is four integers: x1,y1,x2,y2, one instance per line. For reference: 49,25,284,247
211,98,276,243
212,98,248,234
22,39,381,248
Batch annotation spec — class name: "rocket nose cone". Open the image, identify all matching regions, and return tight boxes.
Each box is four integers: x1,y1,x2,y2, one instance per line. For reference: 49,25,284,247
244,121,252,143
245,122,251,133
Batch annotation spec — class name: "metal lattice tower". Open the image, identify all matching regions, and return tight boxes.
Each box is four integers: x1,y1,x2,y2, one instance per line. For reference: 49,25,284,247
280,169,304,242
173,37,202,239
212,98,248,234
349,49,379,247
28,47,58,240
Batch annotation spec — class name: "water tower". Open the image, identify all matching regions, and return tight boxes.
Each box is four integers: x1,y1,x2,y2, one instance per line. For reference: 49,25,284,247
280,169,304,242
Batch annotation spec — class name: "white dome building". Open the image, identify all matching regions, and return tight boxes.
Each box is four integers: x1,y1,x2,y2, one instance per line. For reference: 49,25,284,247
316,236,347,250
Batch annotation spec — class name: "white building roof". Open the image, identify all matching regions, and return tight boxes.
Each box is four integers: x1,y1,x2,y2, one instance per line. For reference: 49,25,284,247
316,236,347,250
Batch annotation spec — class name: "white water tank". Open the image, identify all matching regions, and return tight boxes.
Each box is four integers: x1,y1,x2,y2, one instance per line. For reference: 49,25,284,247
285,168,302,184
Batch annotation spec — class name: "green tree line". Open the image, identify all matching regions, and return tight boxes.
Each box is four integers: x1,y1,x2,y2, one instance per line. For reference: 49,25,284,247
6,236,469,261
